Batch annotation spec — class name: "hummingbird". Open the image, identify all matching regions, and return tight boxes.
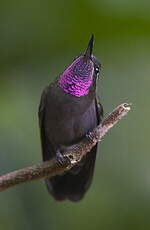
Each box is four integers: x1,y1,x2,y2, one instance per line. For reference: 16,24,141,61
39,35,103,202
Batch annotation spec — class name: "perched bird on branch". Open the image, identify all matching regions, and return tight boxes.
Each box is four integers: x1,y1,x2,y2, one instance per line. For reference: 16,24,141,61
39,35,103,201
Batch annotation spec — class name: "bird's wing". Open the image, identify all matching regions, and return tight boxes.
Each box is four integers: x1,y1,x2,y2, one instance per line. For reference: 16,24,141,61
95,95,104,124
38,87,55,161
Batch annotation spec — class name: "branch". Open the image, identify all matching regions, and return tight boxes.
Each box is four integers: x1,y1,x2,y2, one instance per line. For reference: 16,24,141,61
0,103,131,192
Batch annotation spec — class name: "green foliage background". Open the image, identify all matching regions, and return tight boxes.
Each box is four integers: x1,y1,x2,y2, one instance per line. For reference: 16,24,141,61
0,0,150,229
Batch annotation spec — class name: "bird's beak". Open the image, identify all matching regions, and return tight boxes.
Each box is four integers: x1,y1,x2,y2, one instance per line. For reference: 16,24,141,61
84,34,94,60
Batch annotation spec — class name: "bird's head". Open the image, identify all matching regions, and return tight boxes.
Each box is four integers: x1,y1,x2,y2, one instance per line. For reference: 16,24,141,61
59,35,101,97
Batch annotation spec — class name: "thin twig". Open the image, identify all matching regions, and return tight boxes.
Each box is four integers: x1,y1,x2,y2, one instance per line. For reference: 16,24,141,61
0,103,131,192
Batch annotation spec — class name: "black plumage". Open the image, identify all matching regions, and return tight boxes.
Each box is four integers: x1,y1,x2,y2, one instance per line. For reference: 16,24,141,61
39,35,103,201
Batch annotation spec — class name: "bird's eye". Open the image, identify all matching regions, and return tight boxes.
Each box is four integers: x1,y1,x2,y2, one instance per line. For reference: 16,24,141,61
94,66,100,79
95,67,100,79
95,67,99,74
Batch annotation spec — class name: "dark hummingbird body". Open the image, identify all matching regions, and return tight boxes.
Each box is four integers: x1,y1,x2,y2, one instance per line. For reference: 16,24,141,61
39,35,103,202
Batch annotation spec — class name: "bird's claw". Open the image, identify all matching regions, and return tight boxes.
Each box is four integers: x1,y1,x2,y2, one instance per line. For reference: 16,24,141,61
86,131,94,143
56,151,66,165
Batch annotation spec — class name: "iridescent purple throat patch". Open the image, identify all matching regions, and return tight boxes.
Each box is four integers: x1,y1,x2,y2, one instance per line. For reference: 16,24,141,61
59,57,94,97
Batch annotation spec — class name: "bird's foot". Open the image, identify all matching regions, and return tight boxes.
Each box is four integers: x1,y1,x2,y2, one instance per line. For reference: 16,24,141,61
56,150,66,165
86,131,94,143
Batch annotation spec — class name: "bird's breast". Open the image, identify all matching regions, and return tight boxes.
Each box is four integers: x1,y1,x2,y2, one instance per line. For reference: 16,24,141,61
44,85,97,147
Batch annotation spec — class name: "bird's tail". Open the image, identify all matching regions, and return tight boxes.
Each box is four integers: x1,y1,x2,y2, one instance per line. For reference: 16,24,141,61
45,145,98,202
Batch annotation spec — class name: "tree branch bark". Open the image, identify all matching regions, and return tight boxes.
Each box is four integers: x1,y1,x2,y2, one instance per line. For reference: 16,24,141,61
0,103,131,192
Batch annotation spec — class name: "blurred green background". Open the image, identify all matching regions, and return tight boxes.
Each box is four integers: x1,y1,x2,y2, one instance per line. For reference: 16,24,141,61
0,0,150,229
